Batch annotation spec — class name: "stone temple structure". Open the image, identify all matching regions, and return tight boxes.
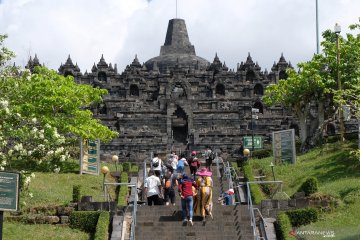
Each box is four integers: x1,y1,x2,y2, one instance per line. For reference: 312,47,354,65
27,19,300,159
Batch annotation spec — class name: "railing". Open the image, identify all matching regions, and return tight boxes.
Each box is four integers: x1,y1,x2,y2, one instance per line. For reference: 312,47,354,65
245,180,283,240
223,160,239,190
104,182,138,240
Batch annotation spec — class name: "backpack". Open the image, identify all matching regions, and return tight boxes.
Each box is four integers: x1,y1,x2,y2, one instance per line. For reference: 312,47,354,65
208,152,215,161
191,157,199,167
187,156,194,165
165,178,171,189
152,158,159,168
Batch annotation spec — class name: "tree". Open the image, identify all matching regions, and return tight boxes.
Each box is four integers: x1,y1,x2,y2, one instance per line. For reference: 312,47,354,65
262,57,329,145
263,18,360,149
0,34,118,172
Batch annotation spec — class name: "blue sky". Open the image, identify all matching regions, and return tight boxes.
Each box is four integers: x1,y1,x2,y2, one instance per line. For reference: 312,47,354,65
0,0,359,73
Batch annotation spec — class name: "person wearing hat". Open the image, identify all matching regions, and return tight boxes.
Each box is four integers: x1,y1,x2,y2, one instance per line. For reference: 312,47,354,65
188,151,201,180
178,174,197,226
194,168,213,222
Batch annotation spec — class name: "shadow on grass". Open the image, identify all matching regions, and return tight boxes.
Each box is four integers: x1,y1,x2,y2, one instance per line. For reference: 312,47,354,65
311,151,360,184
339,235,360,240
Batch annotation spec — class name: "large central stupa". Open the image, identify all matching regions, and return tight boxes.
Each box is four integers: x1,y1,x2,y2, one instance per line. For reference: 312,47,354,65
145,19,209,73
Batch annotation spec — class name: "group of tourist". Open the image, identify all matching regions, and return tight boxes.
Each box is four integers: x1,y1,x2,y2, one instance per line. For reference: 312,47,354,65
143,149,215,226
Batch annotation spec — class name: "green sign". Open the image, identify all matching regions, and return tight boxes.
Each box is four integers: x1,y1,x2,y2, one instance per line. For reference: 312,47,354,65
243,136,263,149
272,129,296,164
80,139,100,175
0,171,20,211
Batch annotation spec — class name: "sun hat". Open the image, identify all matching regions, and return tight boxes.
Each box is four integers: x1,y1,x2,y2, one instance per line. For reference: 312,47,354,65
227,188,235,195
196,167,212,177
191,151,197,156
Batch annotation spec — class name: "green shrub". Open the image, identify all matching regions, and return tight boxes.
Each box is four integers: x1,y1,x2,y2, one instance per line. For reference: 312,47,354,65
122,162,131,172
275,212,293,240
252,149,271,159
72,185,81,202
242,164,263,205
94,211,110,240
69,211,100,233
298,177,319,196
286,208,318,227
118,172,129,206
130,164,139,173
343,188,360,204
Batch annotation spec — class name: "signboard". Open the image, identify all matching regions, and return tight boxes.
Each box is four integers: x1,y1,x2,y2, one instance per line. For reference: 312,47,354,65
243,136,263,149
80,139,100,175
0,171,20,211
272,129,296,164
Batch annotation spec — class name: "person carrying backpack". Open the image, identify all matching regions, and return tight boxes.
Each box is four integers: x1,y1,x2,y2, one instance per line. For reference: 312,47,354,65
204,147,214,171
178,174,197,226
189,151,200,179
163,167,178,206
151,153,163,178
144,170,163,206
176,153,188,174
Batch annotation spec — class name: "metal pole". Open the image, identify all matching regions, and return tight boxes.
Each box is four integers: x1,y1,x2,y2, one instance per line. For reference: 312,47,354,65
251,109,254,153
316,0,320,54
336,31,345,141
271,166,276,181
0,211,3,240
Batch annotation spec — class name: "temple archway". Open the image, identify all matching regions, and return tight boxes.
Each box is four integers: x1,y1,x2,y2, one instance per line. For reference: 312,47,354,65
171,106,188,144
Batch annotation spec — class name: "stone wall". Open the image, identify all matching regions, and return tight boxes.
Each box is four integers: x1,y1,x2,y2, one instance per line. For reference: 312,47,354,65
260,197,331,218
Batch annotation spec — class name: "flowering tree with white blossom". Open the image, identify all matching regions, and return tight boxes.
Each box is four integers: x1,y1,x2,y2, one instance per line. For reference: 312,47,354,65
0,34,118,173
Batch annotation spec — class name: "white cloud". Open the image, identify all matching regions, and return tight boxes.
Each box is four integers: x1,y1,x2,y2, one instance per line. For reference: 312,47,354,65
1,0,359,72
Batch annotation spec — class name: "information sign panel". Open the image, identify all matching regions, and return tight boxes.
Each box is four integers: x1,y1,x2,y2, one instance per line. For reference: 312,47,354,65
272,129,296,164
80,139,100,175
0,171,20,211
243,136,263,149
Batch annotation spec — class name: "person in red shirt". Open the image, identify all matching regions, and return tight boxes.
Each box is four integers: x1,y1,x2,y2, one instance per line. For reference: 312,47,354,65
178,174,197,226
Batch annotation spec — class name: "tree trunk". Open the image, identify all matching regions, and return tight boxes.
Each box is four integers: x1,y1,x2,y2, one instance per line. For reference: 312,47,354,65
318,101,325,127
299,114,308,144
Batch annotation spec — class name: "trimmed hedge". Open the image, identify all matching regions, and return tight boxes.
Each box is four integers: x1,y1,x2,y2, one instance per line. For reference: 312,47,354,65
252,149,272,159
286,208,318,227
275,212,293,240
94,211,110,240
72,185,81,202
242,164,263,205
122,162,131,172
130,164,139,173
69,211,100,233
118,172,129,206
298,177,319,196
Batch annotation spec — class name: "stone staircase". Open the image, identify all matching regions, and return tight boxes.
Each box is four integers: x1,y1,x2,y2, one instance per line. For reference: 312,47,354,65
134,174,254,240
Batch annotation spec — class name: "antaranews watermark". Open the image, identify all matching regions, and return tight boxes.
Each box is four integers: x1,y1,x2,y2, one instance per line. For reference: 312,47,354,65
289,229,335,238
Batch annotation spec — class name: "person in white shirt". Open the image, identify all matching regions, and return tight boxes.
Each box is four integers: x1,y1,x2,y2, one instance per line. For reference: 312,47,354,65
151,153,163,178
169,152,178,172
144,170,162,206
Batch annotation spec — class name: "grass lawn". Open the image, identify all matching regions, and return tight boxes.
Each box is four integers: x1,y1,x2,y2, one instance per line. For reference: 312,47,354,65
250,141,360,239
3,161,123,240
3,222,89,240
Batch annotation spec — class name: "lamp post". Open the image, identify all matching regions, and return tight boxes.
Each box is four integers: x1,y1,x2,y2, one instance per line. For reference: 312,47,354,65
270,162,276,181
243,148,250,163
101,166,109,190
335,23,345,141
251,108,259,152
112,154,119,172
